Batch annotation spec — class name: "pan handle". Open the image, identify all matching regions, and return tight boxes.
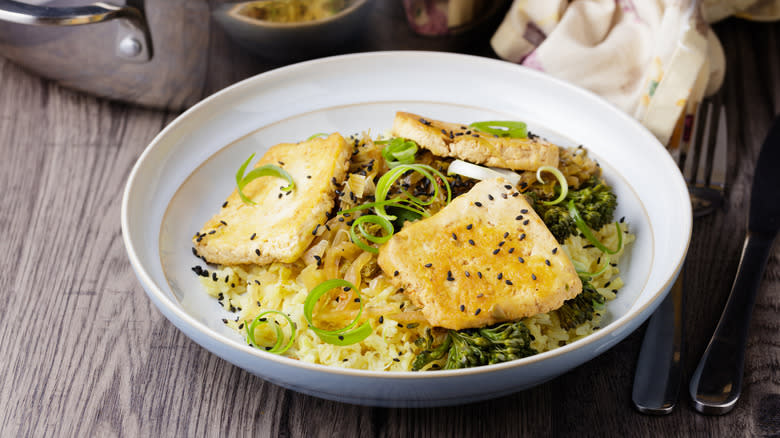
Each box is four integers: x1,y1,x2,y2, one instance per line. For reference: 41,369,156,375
0,0,152,61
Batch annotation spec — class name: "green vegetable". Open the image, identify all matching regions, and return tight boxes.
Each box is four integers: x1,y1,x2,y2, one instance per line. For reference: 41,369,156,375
469,121,528,138
348,214,394,254
412,321,538,371
536,165,568,206
235,153,295,205
373,163,452,221
529,177,617,243
304,279,372,346
381,137,418,168
246,310,297,354
555,280,606,330
568,200,623,255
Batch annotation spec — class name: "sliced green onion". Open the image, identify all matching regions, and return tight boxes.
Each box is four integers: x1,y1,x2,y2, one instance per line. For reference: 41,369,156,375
568,200,623,255
349,214,394,254
246,310,297,354
306,133,329,140
304,279,372,346
381,138,418,168
236,154,295,205
339,199,427,218
374,164,451,220
536,166,568,205
469,121,528,138
574,255,611,278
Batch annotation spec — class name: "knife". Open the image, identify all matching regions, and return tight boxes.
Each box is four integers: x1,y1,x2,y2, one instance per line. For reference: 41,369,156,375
689,115,780,415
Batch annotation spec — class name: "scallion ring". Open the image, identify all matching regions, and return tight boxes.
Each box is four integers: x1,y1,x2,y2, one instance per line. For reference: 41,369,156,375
236,154,295,205
306,133,329,140
469,121,528,138
349,214,394,254
381,138,418,168
304,279,372,346
536,166,568,206
246,310,297,354
374,164,452,220
568,200,623,255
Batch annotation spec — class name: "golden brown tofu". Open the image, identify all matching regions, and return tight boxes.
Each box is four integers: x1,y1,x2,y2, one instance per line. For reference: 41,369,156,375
194,133,352,265
392,111,559,171
377,177,582,330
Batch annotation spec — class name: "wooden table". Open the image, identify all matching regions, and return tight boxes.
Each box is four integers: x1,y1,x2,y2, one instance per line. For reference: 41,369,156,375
0,3,777,436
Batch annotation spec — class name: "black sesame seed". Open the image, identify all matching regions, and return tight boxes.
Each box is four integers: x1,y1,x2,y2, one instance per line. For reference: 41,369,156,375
254,280,261,285
220,220,227,226
475,308,481,315
604,281,612,288
520,233,526,240
255,249,261,256
501,193,508,199
469,239,475,246
504,184,512,190
379,316,384,323
212,272,217,281
338,335,344,341
504,232,509,238
398,323,403,328
424,263,432,268
222,318,228,324
307,175,312,179
515,215,523,220
545,259,551,266
464,271,470,277
506,280,513,285
552,247,558,254
474,202,483,207
250,233,256,240
230,283,235,288
492,248,500,255
393,358,400,362
467,224,473,230
523,219,530,225
498,241,505,247
238,323,244,330
460,304,465,312
518,257,525,263
497,273,503,280
477,271,483,278
521,209,528,214
477,293,484,298
208,230,216,235
620,216,626,223
452,233,457,240
508,248,515,254
512,192,519,197
354,298,360,303
488,194,494,200
394,270,399,276
222,201,228,208
531,274,537,280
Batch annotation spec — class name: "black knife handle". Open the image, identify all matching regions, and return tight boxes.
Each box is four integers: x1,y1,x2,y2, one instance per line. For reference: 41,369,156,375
689,231,777,414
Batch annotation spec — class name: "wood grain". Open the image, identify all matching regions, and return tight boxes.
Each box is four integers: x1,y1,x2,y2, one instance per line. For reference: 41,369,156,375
0,10,777,438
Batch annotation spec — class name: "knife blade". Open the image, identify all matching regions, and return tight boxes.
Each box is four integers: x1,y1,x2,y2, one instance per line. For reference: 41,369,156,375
689,115,780,415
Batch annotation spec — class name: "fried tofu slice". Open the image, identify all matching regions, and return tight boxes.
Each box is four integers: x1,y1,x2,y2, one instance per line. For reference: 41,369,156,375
193,133,351,265
392,111,559,171
377,177,582,330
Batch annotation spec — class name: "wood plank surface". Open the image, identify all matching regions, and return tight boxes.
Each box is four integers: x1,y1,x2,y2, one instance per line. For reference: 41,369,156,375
0,4,777,437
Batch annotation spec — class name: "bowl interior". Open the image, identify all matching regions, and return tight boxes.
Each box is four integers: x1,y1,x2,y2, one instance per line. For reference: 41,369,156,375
123,52,690,387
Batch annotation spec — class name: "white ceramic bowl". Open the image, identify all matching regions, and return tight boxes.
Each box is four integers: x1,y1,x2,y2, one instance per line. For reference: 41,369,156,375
121,51,691,407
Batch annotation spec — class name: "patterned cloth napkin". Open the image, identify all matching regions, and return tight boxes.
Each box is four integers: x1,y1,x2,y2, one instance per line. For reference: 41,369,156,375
491,0,779,145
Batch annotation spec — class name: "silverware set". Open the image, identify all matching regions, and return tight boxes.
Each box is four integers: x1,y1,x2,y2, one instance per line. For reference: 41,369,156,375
632,97,780,415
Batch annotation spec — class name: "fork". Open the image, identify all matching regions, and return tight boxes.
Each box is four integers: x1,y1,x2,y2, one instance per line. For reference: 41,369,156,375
632,95,727,414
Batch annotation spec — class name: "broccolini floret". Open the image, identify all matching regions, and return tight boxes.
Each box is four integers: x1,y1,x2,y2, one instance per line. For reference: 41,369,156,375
555,280,606,330
529,177,618,243
412,321,538,371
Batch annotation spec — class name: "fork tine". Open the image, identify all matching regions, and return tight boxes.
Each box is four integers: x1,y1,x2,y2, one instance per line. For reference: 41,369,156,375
686,98,712,182
697,93,722,187
708,102,728,191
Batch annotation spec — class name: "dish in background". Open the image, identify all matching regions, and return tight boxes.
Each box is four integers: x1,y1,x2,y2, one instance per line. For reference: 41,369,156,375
213,0,371,60
121,51,691,407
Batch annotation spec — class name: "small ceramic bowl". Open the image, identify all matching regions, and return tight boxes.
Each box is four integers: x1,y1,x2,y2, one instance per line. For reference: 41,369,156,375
213,0,371,60
122,51,692,407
